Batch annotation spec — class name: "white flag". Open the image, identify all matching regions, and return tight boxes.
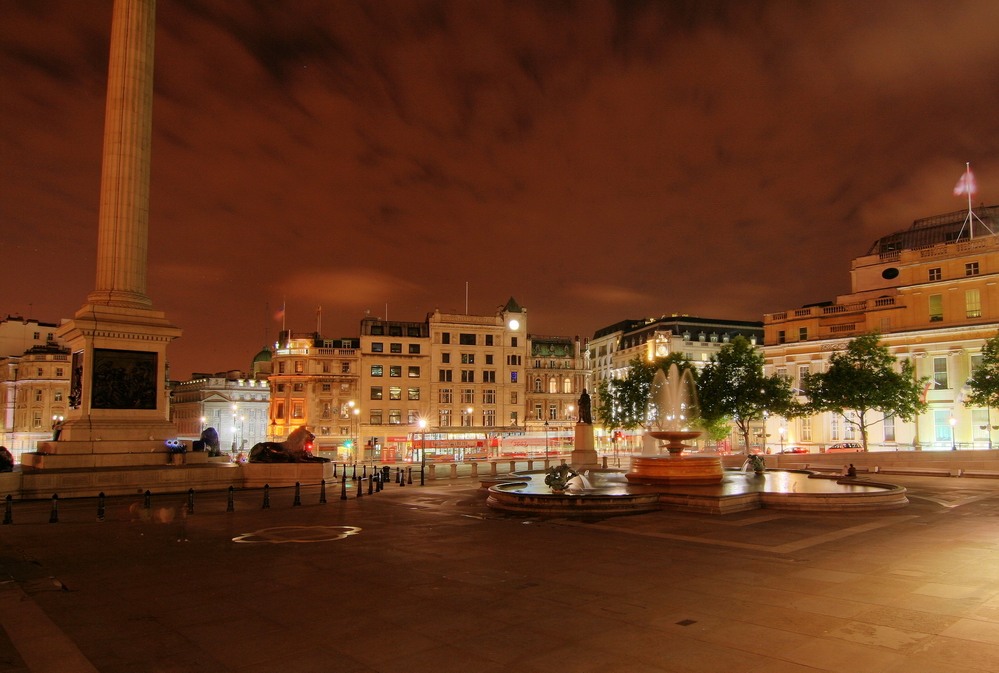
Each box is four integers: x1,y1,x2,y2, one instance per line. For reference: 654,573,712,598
954,170,977,196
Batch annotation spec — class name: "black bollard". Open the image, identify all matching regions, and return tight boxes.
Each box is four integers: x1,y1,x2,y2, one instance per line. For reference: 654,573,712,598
396,467,402,484
368,473,374,495
362,464,367,478
420,464,425,486
400,470,405,487
376,473,382,492
407,467,413,485
357,476,363,498
3,494,12,525
320,479,327,504
352,463,357,480
340,477,348,500
226,486,235,512
97,492,106,521
293,481,302,507
333,462,338,478
262,484,271,509
187,488,195,515
144,490,151,509
49,494,59,523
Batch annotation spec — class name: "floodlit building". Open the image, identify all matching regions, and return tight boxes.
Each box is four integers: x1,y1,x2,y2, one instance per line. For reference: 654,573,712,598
170,372,270,452
0,341,71,461
589,315,764,449
764,206,999,451
357,317,430,462
267,331,360,453
0,316,62,357
524,335,589,452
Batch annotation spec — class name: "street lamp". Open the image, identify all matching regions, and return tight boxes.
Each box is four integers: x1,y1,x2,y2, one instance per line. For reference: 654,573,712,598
352,405,360,462
418,418,427,486
231,404,238,452
544,420,550,461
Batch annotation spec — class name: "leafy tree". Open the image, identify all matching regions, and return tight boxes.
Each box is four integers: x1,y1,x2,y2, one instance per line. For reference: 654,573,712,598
698,336,798,453
595,353,694,431
965,332,999,411
803,333,927,451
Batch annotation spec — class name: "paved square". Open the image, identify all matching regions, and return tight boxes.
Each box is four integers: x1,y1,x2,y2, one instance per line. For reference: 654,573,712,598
1,474,998,672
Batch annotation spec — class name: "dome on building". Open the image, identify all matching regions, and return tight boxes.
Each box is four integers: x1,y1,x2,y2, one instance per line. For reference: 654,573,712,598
252,347,272,363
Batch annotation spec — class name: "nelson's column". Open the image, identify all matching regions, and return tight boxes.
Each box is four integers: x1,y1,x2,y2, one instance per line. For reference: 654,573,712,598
26,0,182,469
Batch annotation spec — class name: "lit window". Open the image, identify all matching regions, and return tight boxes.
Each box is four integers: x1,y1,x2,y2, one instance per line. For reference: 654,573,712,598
966,289,982,318
929,294,943,322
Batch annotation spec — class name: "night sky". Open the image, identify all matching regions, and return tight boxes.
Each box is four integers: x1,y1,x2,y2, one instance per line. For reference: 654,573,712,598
3,1,999,379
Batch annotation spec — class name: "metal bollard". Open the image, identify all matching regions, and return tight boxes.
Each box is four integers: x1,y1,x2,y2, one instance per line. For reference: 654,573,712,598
376,473,383,492
97,492,106,521
356,477,363,498
396,467,402,484
144,490,151,509
340,477,348,500
226,486,235,512
400,470,405,487
407,467,413,485
368,474,374,495
3,494,12,525
49,494,59,523
320,479,327,504
293,482,302,507
333,463,338,478
352,463,357,480
362,464,367,478
262,484,271,509
187,488,195,515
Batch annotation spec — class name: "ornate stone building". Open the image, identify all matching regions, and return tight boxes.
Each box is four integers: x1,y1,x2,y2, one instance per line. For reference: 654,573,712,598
764,206,999,451
0,342,71,461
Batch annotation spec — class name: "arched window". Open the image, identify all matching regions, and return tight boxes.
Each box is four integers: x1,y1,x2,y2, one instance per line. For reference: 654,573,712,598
548,378,558,394
563,377,572,394
534,377,542,393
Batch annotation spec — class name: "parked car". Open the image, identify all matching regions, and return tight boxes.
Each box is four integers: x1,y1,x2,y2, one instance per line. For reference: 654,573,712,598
779,446,809,454
825,442,863,453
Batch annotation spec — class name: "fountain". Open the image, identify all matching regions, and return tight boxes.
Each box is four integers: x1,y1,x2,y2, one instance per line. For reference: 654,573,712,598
484,365,908,517
625,364,724,484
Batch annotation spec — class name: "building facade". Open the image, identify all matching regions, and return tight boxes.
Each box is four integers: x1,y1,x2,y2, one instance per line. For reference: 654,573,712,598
0,342,71,461
524,334,589,452
267,331,360,453
357,317,429,462
589,315,764,449
170,373,270,452
764,206,999,451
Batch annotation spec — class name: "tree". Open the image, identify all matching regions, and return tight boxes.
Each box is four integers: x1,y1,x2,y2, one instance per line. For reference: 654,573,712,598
965,332,999,411
803,333,927,451
698,336,798,453
595,353,694,431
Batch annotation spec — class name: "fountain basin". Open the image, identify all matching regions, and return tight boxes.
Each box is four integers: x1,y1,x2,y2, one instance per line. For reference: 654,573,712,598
485,469,908,517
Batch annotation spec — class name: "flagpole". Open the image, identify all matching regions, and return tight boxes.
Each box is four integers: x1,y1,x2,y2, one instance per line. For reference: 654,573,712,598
966,162,974,239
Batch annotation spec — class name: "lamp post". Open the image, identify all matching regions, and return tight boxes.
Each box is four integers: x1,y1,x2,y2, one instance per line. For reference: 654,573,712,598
950,416,957,451
352,406,360,463
544,420,550,460
230,404,238,452
418,418,427,486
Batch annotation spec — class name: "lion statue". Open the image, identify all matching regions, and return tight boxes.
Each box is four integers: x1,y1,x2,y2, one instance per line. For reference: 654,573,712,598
200,427,221,456
248,427,329,463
